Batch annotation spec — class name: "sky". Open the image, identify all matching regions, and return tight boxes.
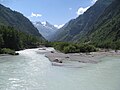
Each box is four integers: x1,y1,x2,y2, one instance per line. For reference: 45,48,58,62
0,0,97,28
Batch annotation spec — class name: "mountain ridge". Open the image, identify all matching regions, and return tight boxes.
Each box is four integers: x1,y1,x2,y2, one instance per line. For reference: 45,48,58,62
0,4,43,38
82,0,120,48
51,0,114,42
33,21,58,41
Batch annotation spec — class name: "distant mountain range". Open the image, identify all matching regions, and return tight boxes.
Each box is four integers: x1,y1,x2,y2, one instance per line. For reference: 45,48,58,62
1,0,120,49
33,21,58,41
51,0,116,42
0,4,43,38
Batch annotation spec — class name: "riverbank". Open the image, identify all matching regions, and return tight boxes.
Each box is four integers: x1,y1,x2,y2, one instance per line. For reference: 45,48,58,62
37,47,120,66
0,48,19,55
0,48,120,90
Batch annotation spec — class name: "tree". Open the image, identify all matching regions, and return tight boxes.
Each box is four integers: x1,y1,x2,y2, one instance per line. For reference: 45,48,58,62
0,34,4,48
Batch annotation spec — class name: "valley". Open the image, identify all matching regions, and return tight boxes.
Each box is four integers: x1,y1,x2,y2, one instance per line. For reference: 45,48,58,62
0,0,120,90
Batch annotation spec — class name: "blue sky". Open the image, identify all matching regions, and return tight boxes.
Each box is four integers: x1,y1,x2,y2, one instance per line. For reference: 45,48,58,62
0,0,97,28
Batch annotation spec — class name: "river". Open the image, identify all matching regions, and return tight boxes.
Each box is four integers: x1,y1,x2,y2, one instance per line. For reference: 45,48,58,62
0,48,120,90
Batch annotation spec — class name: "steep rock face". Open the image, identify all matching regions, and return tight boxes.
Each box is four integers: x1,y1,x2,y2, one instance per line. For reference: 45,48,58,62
33,21,58,41
52,0,114,42
0,4,43,38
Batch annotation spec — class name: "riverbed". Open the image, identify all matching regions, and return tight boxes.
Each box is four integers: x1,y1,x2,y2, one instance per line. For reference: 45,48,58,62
0,48,120,90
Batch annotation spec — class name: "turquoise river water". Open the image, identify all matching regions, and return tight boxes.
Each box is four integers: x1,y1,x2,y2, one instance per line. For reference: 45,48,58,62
0,48,120,90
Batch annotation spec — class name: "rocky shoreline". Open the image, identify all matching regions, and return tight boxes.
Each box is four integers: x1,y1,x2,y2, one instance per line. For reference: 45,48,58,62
36,47,120,67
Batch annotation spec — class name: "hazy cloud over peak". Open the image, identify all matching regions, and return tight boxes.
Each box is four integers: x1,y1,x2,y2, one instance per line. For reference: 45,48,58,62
54,24,64,29
76,7,90,16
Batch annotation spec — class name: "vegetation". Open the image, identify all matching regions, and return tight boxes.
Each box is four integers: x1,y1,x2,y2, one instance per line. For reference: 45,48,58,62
0,48,17,55
45,42,97,54
51,0,120,51
1,0,120,55
51,0,113,41
0,25,43,54
0,4,45,55
0,4,42,37
82,0,120,50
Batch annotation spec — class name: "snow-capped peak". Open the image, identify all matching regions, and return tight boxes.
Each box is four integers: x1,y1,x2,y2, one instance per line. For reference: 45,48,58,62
33,21,58,41
41,21,47,26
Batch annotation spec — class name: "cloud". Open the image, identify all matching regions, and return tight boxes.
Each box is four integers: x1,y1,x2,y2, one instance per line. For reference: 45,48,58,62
31,12,42,17
54,24,64,29
91,0,98,4
76,6,90,16
69,8,72,10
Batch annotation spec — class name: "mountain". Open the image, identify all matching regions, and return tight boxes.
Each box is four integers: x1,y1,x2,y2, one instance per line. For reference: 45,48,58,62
81,0,120,48
0,4,43,38
0,26,42,51
51,0,114,42
33,21,58,41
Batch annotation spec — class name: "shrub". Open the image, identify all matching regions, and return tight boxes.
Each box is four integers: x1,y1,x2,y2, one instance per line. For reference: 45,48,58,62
52,42,97,53
1,48,16,55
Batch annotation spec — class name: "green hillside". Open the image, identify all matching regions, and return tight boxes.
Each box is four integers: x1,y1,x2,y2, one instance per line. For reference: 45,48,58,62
51,0,114,42
0,4,42,37
82,0,120,49
0,4,45,54
0,26,43,51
